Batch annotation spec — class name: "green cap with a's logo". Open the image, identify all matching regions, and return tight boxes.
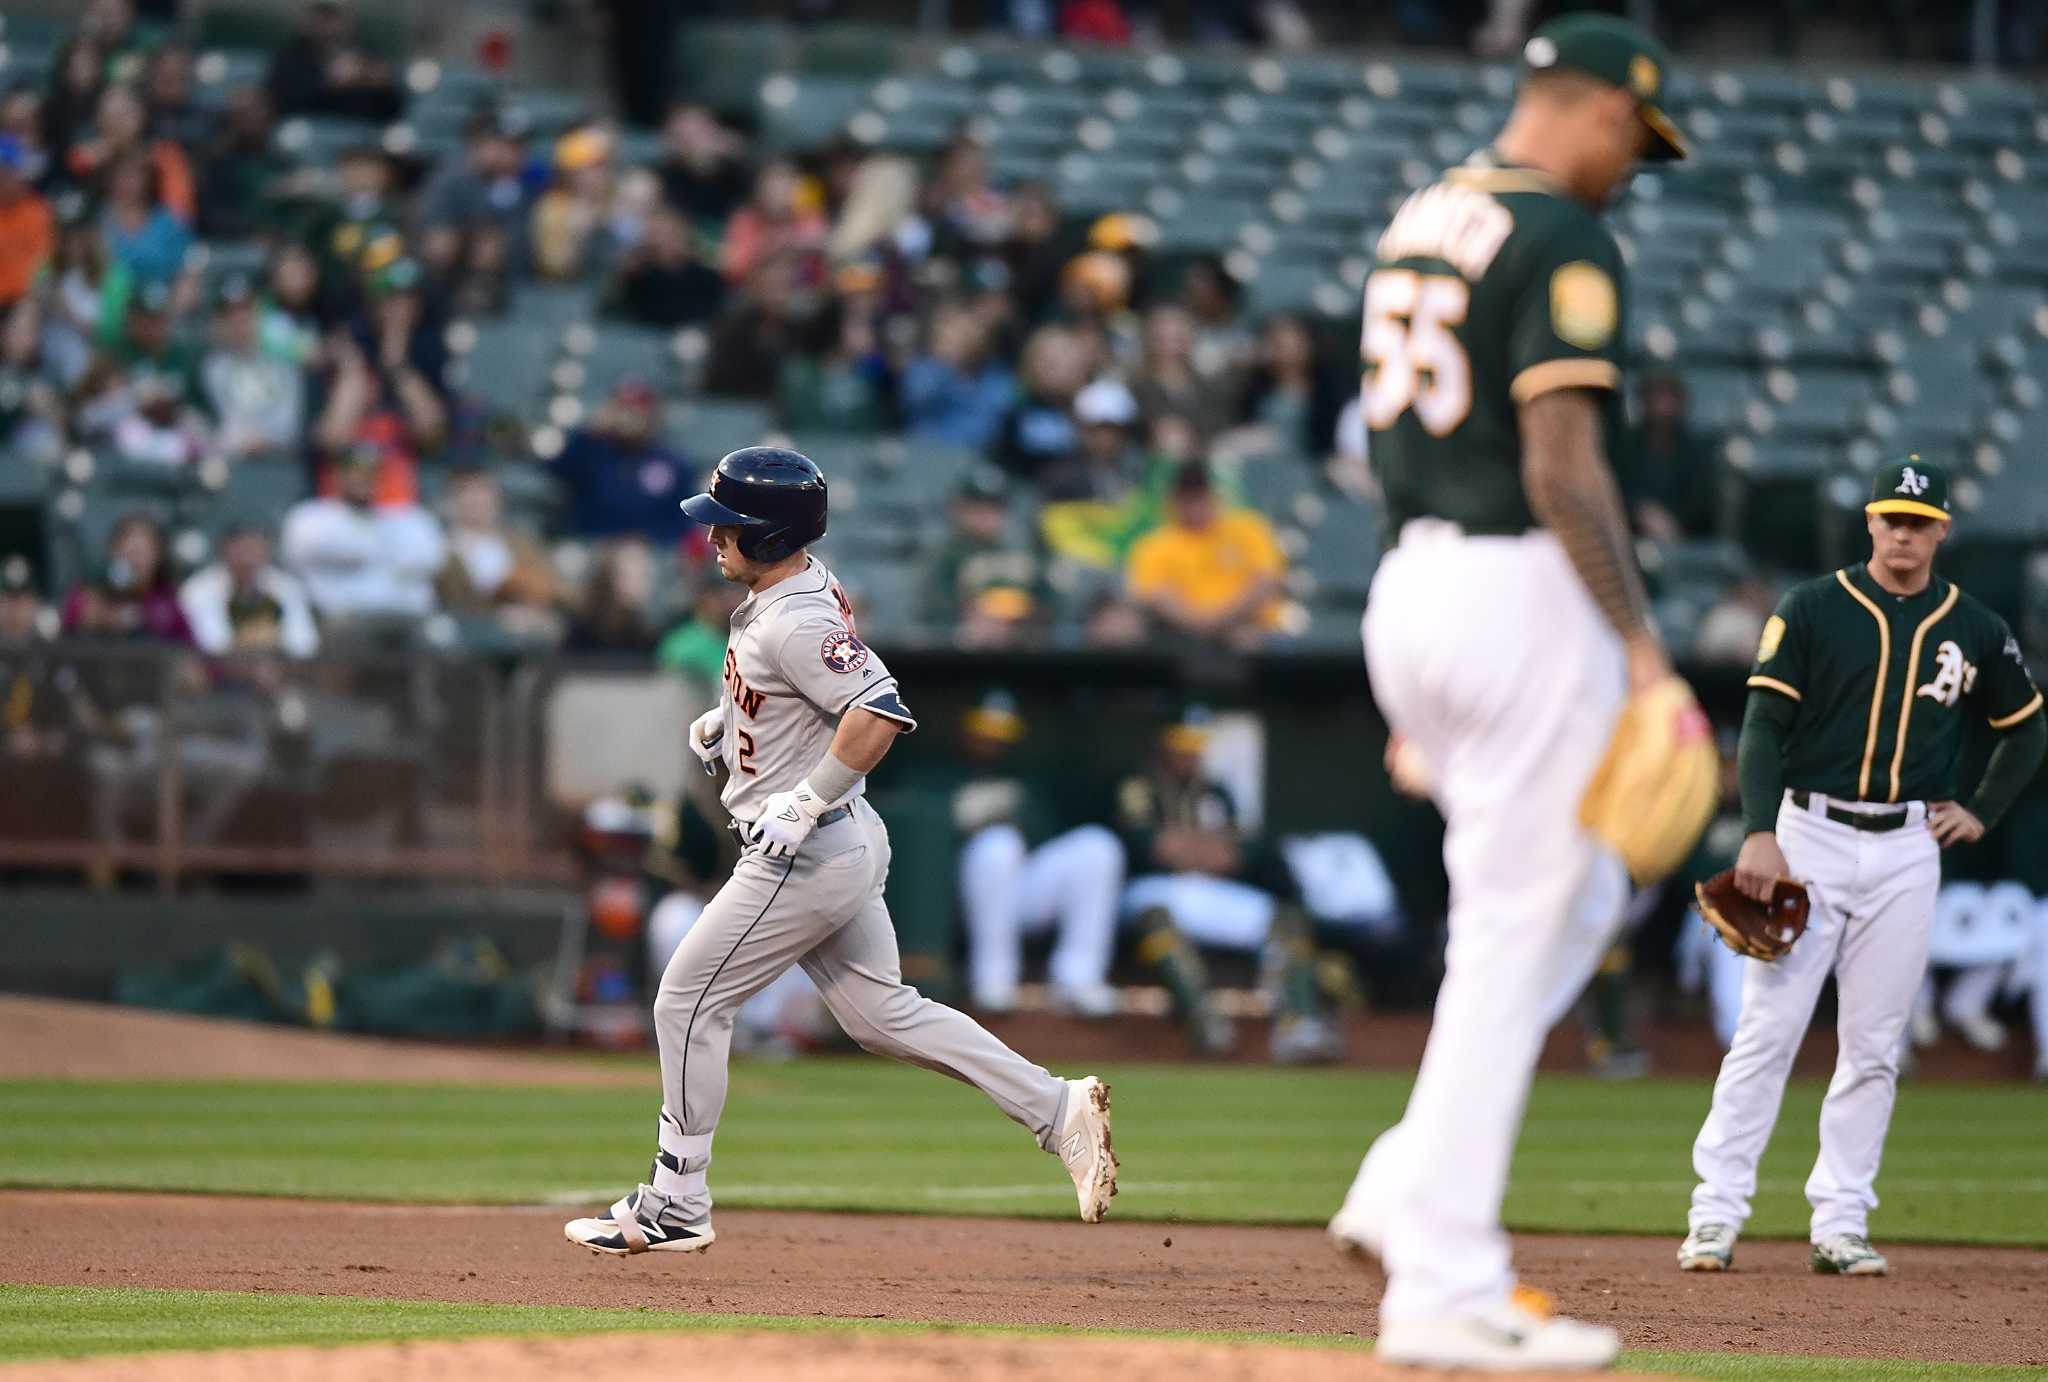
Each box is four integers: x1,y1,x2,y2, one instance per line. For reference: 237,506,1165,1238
1522,13,1688,162
1866,455,1951,521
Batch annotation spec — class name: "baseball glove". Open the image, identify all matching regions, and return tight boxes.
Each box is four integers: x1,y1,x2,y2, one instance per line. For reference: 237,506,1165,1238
1578,675,1718,883
1695,870,1810,961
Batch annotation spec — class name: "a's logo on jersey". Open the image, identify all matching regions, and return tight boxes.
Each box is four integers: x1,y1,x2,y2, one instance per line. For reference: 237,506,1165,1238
820,628,869,674
1897,466,1930,496
1550,262,1617,350
1916,639,1977,708
1757,614,1786,664
2002,634,2025,665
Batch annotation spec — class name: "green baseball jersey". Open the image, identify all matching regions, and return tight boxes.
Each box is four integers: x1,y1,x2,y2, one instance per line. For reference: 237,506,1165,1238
1364,151,1628,536
1748,565,2044,803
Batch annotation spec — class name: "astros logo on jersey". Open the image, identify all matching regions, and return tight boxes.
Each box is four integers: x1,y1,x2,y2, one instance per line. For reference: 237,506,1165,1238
820,629,870,674
1897,466,1930,497
1916,639,1977,707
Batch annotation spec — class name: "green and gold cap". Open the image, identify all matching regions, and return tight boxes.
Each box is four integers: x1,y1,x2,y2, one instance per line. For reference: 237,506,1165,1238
1866,456,1952,521
1522,13,1687,162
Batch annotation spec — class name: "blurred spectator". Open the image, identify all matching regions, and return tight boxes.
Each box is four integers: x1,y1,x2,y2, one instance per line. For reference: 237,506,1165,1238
991,325,1088,481
0,556,48,647
703,253,810,401
1127,464,1287,649
825,154,919,266
900,302,1015,449
112,366,210,468
656,103,751,232
178,525,320,659
282,446,446,622
260,245,325,366
1233,313,1343,457
916,467,1043,643
1618,371,1718,543
68,0,147,82
547,377,694,542
0,137,54,311
1131,303,1234,439
98,152,193,283
531,126,623,282
0,301,65,463
314,260,447,501
104,278,202,404
62,511,192,644
656,579,744,684
46,38,112,162
201,276,305,459
1328,394,1372,498
923,137,1008,259
433,465,562,642
778,295,888,434
1043,378,1141,502
69,84,196,224
267,0,402,122
1180,256,1254,383
0,89,49,184
416,110,531,312
567,538,659,654
603,203,723,329
195,86,283,240
143,44,212,152
1060,0,1135,44
1693,574,1778,665
42,220,111,386
1001,181,1073,325
318,144,399,293
721,159,827,285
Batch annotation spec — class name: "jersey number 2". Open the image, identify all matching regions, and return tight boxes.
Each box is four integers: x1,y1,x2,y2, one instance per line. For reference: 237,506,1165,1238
736,729,758,776
1362,269,1472,436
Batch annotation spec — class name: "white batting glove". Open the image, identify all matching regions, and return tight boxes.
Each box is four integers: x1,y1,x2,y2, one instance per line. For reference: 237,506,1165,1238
690,707,724,777
748,781,829,860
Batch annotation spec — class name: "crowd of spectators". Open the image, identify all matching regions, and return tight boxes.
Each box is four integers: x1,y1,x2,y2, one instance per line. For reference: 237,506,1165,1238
0,0,1768,695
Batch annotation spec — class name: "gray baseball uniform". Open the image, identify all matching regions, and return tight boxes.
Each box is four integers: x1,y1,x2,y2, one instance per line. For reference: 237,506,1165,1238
647,557,1069,1223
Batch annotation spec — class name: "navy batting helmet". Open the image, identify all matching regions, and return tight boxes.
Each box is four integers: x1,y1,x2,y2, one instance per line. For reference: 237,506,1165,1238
679,447,828,562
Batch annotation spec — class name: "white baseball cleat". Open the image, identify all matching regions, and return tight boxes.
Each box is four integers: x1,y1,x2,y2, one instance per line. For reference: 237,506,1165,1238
564,1185,715,1256
1677,1222,1737,1271
1810,1232,1889,1276
1949,1012,2007,1053
1326,1181,1387,1265
1056,1076,1118,1222
1375,1287,1622,1372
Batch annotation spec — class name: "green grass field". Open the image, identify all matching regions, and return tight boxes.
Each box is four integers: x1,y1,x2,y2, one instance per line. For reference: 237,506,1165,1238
3,1061,2044,1241
3,1059,2043,1379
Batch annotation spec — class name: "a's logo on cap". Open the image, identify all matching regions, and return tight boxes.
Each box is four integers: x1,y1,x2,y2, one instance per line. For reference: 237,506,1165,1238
1897,465,1930,497
1525,36,1558,67
1629,53,1660,97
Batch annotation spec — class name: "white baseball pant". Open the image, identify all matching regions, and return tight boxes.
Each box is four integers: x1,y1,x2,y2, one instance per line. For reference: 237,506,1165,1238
1689,793,1941,1241
1351,522,1627,1325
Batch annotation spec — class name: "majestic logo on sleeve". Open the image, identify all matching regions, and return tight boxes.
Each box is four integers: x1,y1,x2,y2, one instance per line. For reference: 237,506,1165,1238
1916,639,1977,708
1756,614,1786,663
1897,466,1930,496
820,629,869,674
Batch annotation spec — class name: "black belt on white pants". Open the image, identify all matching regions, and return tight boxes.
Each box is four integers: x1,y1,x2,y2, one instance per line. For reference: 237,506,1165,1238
1788,790,1912,833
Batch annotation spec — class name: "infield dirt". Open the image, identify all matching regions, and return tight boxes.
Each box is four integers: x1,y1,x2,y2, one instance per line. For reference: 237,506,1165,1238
2,1191,2043,1367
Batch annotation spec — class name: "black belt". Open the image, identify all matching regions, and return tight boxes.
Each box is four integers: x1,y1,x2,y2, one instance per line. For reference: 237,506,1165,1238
1790,790,1909,833
726,803,851,851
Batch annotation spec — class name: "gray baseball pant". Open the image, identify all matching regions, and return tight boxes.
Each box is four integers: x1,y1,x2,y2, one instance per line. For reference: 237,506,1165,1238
646,797,1068,1221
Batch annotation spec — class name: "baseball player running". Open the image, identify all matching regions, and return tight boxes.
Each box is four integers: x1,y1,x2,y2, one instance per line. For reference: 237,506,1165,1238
1329,16,1702,1371
1678,457,2044,1276
566,447,1118,1255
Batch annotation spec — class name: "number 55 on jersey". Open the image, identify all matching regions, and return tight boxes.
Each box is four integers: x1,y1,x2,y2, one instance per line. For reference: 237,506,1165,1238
1364,153,1628,539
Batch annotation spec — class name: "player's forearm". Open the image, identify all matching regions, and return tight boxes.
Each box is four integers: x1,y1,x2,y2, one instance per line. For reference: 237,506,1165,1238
1737,691,1794,834
1519,390,1652,646
828,706,904,775
1966,711,2045,830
